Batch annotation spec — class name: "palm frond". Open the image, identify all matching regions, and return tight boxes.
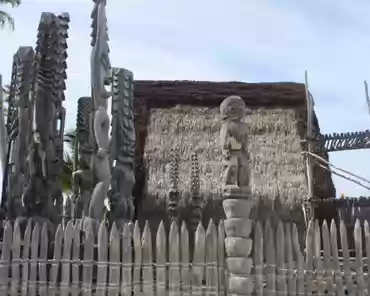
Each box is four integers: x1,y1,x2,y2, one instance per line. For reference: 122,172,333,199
0,10,14,30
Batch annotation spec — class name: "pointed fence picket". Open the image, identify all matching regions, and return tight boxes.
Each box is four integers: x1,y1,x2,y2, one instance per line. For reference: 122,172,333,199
0,218,226,295
1,216,370,295
249,217,370,296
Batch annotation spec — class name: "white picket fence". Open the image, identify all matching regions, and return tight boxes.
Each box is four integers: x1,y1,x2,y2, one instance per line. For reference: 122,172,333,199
0,217,370,295
0,218,226,296
252,218,370,295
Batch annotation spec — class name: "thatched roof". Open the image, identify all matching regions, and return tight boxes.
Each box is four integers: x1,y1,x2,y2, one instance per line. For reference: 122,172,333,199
134,81,307,108
133,80,335,211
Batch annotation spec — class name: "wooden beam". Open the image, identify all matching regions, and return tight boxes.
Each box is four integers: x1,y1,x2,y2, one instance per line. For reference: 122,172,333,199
314,131,370,152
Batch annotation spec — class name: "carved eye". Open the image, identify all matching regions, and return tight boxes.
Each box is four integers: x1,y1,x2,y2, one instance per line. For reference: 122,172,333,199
229,106,236,112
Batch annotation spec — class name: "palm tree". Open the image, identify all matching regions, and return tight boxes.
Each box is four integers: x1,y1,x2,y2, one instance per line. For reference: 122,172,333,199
0,0,21,30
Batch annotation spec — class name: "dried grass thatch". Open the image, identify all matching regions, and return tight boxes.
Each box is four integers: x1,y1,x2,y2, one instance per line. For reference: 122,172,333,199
144,105,307,209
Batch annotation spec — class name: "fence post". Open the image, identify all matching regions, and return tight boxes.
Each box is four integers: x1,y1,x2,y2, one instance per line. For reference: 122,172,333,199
220,96,253,296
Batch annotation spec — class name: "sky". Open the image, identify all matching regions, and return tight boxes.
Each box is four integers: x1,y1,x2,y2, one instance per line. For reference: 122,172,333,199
0,0,370,197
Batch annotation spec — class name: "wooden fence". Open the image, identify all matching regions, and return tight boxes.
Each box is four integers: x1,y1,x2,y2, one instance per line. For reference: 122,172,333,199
252,218,370,295
1,217,370,295
0,218,226,296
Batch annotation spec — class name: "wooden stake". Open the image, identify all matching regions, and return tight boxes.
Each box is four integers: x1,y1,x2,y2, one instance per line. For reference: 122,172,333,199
304,71,314,221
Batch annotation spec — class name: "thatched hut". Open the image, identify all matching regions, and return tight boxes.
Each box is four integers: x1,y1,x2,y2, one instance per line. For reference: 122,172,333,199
133,81,336,237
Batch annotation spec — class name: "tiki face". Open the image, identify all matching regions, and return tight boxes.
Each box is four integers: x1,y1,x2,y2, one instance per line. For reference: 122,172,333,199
220,95,246,120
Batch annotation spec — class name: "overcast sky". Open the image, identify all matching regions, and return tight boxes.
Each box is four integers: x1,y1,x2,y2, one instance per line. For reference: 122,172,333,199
0,0,369,197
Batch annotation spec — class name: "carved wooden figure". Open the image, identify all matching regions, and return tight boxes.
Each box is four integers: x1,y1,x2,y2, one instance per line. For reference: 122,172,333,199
3,47,34,219
20,12,69,227
220,95,254,296
72,97,95,219
88,0,112,223
220,95,250,188
108,68,136,227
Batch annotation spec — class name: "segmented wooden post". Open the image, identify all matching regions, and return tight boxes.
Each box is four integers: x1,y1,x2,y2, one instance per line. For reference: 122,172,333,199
223,190,254,296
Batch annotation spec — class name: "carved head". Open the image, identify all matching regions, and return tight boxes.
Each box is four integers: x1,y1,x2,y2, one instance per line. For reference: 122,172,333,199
220,95,247,120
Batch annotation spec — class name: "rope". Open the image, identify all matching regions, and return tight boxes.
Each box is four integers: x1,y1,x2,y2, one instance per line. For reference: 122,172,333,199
301,151,370,190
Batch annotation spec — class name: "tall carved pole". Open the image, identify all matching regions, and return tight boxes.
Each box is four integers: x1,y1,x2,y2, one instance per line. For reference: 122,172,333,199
0,47,34,219
109,67,136,227
21,13,68,227
8,48,34,219
0,74,7,175
88,0,112,225
72,97,94,220
167,147,179,223
189,152,202,232
304,71,315,223
1,54,16,215
220,95,254,296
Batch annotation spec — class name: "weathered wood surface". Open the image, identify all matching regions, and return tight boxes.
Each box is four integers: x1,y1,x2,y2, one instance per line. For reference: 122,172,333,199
316,130,370,152
0,218,226,295
250,218,370,296
0,217,369,295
